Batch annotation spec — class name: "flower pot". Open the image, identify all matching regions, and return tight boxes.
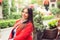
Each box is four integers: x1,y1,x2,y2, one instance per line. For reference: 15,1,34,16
33,28,43,40
42,28,58,39
36,29,43,40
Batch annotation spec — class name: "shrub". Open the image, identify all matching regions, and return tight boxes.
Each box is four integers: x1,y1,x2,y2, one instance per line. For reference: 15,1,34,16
33,12,46,31
9,12,21,19
42,15,54,20
57,2,60,8
8,20,15,27
0,19,16,29
11,0,16,12
48,19,57,29
2,0,9,19
50,8,60,15
10,7,16,12
2,0,19,19
0,22,8,29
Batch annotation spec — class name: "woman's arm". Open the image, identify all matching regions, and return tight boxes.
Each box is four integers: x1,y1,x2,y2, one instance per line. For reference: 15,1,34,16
14,23,33,40
8,20,20,39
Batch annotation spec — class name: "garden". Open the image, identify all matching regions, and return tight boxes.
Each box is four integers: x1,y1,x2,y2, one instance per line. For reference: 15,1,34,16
33,6,60,40
0,0,60,40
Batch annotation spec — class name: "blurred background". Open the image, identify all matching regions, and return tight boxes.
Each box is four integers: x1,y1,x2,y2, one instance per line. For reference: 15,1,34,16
0,0,60,40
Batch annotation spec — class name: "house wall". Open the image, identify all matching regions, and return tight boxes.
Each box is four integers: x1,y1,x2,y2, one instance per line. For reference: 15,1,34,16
49,0,57,8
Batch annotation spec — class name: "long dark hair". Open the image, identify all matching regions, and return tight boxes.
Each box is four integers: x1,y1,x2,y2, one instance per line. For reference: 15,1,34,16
22,7,33,24
22,7,34,30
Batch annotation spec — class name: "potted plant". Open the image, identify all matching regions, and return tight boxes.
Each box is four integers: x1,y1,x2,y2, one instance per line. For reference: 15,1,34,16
33,10,46,40
42,20,58,39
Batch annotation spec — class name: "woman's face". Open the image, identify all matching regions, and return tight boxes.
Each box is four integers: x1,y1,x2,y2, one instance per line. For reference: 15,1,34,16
22,8,28,19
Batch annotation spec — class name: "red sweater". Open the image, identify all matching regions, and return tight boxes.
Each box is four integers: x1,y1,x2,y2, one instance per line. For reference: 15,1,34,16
8,20,33,40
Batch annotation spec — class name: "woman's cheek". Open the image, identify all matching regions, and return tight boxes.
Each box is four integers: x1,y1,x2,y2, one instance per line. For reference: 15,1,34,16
26,14,28,18
25,14,28,18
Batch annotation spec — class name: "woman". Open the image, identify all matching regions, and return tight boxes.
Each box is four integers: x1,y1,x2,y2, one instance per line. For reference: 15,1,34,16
8,7,34,40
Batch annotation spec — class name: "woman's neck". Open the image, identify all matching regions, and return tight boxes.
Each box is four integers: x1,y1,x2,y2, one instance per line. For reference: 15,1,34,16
22,18,27,21
21,18,27,23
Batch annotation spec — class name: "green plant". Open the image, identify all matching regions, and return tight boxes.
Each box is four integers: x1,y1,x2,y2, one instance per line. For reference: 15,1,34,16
11,0,16,12
50,8,60,15
2,0,9,19
57,2,60,8
2,0,18,19
8,20,15,27
48,19,57,29
0,19,16,29
31,0,37,4
9,12,21,19
10,7,16,12
0,21,8,29
42,15,54,20
33,12,46,31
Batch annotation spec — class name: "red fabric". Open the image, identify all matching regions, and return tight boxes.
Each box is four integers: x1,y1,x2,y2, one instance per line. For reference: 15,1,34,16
8,20,33,40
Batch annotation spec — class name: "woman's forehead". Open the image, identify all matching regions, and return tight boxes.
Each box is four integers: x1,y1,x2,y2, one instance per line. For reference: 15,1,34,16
23,8,28,12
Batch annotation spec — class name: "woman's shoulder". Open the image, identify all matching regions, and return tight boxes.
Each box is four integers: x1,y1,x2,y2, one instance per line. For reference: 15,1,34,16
16,19,21,23
27,21,33,26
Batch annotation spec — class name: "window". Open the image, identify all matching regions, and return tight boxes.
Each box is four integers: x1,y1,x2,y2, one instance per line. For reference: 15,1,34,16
52,4,55,7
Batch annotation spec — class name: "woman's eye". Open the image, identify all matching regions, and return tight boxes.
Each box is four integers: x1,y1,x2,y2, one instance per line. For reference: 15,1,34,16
24,12,28,13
